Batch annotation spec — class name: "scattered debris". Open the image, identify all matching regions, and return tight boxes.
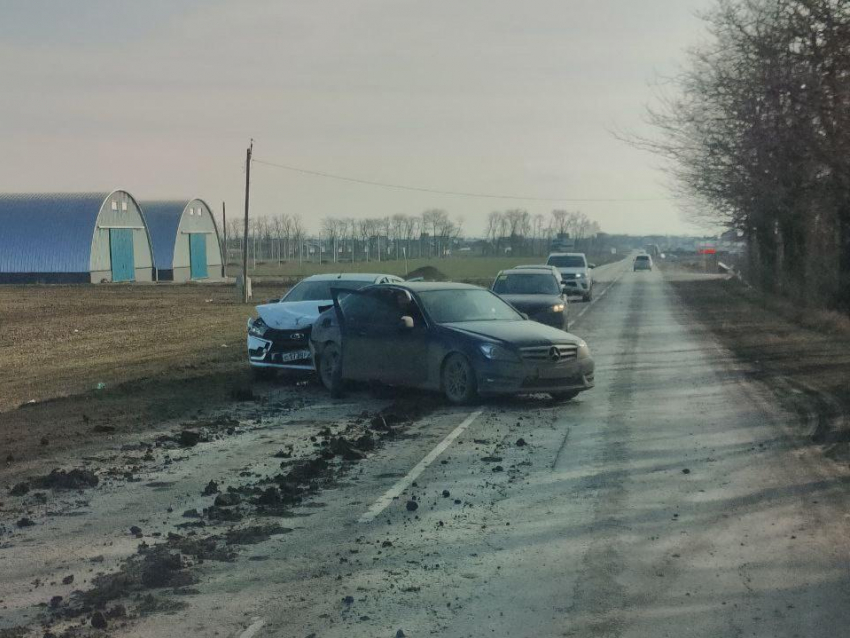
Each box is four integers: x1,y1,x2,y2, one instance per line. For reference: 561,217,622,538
224,524,292,545
178,430,203,447
516,438,527,447
16,517,35,528
32,468,99,491
682,468,691,474
214,492,241,507
406,500,419,512
92,425,116,434
202,480,220,496
442,490,451,498
129,525,143,538
90,611,108,629
9,482,29,496
62,575,74,585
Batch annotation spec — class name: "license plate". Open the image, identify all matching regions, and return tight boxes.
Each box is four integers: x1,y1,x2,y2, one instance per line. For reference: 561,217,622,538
537,366,569,379
280,349,311,363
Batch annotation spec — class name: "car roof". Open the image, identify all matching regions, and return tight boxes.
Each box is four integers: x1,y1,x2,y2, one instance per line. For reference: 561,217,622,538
377,281,482,292
547,252,586,257
499,268,557,276
302,273,400,282
512,264,557,270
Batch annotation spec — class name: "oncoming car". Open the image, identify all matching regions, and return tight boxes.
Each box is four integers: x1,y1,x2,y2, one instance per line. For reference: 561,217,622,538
633,254,653,271
491,267,569,330
546,253,595,301
310,282,594,404
246,273,402,377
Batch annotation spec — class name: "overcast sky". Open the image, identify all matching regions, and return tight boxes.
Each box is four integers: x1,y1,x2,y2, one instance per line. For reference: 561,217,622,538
0,0,714,236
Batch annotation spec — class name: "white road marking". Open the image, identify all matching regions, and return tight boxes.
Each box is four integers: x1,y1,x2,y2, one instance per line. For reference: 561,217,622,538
238,618,265,638
358,410,484,523
569,263,629,328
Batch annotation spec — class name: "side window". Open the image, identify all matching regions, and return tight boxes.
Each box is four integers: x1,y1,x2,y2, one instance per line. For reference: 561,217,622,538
339,290,400,325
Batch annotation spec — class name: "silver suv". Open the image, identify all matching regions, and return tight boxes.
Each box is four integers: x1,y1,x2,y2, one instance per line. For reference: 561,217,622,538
546,253,595,301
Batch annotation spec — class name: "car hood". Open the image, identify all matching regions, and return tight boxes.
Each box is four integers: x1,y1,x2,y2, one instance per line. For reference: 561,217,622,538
499,294,564,312
256,300,331,330
441,320,577,347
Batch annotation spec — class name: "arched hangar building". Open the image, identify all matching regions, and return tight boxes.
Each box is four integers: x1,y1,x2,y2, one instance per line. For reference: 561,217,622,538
0,191,155,284
141,199,223,282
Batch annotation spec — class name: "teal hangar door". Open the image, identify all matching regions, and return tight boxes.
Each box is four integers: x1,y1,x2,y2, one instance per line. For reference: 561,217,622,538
109,229,135,282
189,233,208,279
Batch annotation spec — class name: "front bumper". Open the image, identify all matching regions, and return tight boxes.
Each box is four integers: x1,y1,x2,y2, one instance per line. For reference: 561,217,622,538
247,333,314,371
528,309,567,329
475,356,595,395
562,278,591,294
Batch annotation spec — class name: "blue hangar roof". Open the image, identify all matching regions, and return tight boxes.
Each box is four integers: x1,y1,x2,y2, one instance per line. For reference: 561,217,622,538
142,200,217,270
0,192,111,273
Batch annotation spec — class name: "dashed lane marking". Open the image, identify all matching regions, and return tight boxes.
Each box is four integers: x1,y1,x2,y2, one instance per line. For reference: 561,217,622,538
358,410,484,523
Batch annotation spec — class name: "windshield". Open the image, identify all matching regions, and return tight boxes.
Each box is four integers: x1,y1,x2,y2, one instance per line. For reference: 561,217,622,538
282,279,370,302
418,289,522,323
492,273,560,295
636,255,650,261
547,255,586,268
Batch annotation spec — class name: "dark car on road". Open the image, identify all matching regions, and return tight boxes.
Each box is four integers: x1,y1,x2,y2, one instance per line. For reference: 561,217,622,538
491,267,569,330
633,254,653,271
309,282,594,404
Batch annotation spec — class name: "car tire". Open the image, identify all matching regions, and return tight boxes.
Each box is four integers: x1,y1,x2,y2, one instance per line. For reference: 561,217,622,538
317,342,344,397
251,366,277,381
550,390,579,402
441,353,478,405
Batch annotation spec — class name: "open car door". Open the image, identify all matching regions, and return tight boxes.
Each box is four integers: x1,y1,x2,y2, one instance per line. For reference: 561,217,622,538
331,287,430,385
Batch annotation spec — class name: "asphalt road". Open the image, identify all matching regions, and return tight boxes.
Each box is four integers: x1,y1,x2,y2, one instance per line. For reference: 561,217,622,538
3,259,850,638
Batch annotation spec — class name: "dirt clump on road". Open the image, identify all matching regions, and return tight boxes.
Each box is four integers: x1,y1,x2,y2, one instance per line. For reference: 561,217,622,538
31,468,99,491
225,523,292,545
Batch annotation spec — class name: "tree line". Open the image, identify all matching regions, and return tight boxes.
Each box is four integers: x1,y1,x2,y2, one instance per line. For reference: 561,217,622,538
641,0,850,309
483,209,601,256
223,207,602,265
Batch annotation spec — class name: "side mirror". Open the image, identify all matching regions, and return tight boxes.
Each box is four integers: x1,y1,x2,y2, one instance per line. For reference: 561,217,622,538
400,315,414,329
588,264,596,269
561,285,569,294
267,298,280,304
520,312,529,320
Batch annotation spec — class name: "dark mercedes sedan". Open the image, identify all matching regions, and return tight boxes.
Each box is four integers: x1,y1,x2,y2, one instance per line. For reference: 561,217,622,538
309,282,594,404
491,267,569,330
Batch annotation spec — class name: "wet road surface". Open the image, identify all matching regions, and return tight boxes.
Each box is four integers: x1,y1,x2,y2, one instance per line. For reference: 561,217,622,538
3,260,850,638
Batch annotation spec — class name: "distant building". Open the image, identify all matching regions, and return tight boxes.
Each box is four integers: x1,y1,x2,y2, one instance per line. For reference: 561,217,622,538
0,191,155,283
142,199,223,281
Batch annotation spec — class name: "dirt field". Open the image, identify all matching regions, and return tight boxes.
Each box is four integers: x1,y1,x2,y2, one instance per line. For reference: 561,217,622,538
0,282,286,466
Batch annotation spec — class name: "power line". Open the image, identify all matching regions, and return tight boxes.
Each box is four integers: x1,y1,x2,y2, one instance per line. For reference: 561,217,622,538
252,158,674,203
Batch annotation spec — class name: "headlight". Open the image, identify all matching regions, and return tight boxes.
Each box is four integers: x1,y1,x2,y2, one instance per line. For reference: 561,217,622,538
551,303,565,313
478,343,519,362
576,339,591,360
248,317,268,338
574,273,584,279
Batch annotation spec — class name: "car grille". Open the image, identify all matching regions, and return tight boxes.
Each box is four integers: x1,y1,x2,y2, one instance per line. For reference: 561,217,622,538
519,344,578,362
561,273,578,280
266,326,312,353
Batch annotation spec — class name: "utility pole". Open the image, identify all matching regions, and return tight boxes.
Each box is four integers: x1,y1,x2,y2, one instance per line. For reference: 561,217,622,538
221,201,227,276
242,140,253,303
